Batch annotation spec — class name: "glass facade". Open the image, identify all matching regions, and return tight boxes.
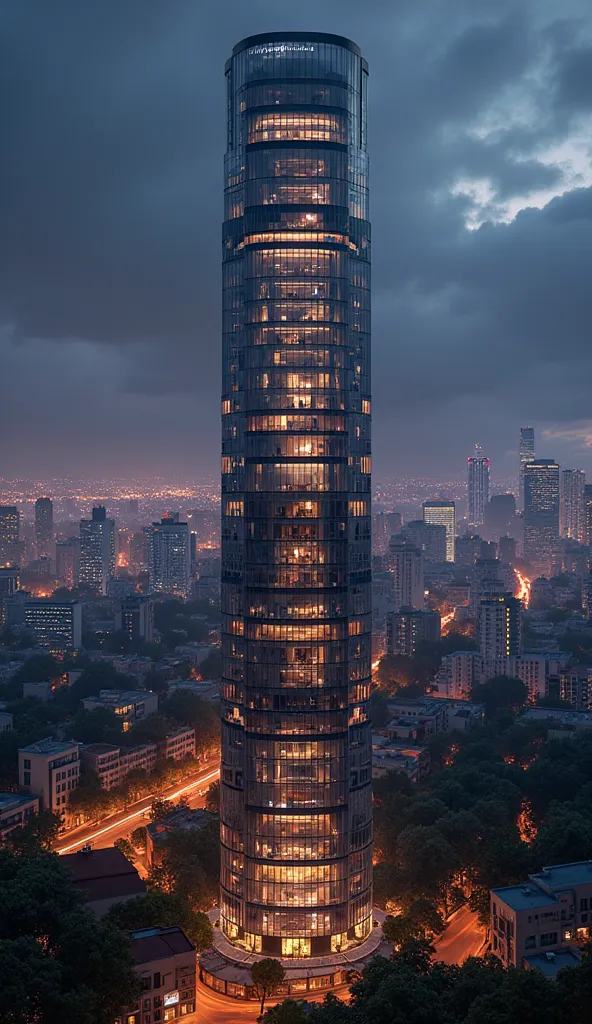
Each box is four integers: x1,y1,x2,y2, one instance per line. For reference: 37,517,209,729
220,32,372,958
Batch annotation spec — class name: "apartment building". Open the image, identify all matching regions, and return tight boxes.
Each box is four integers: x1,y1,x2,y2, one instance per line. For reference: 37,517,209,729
82,689,159,731
157,727,195,763
19,738,80,819
80,743,157,790
491,861,592,971
115,926,196,1024
0,792,39,842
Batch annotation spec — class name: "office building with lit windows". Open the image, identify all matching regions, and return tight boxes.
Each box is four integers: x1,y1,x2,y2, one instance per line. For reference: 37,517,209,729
78,506,116,595
467,445,490,527
24,598,82,650
216,32,373,980
561,469,586,543
145,515,190,599
519,427,536,510
0,506,20,565
422,501,455,562
524,460,560,578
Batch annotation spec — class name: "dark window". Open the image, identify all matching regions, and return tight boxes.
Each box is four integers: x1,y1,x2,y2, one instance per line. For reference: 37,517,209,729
525,936,536,950
153,973,161,989
540,932,557,947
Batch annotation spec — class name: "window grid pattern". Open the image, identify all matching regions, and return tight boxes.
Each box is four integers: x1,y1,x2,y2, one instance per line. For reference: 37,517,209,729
221,34,372,957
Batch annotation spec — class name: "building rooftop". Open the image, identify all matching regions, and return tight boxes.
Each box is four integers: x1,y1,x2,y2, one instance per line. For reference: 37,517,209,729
147,807,208,845
531,861,592,891
61,846,146,903
524,949,581,978
84,689,155,706
81,743,121,755
0,791,38,811
19,737,79,757
130,925,194,964
491,884,559,912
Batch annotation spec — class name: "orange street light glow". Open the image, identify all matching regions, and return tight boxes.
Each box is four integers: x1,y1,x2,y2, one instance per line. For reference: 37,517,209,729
57,768,219,854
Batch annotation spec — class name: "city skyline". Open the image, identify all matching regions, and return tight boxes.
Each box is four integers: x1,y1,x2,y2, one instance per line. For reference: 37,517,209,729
3,0,592,480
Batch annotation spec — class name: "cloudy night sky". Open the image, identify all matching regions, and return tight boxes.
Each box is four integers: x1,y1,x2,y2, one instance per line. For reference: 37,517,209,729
2,0,592,482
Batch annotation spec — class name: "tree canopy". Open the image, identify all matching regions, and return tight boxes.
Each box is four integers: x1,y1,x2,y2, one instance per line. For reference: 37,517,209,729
0,847,138,1024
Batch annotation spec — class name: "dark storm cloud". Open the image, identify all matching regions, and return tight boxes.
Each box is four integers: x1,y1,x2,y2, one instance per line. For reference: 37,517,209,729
2,0,592,479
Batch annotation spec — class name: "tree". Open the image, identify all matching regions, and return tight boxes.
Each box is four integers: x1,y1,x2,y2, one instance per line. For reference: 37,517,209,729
149,797,177,822
114,838,136,863
71,707,124,745
164,690,220,755
105,890,213,951
11,653,61,685
251,958,286,1016
205,779,220,814
130,826,147,851
262,999,309,1024
0,847,139,1023
6,809,61,853
471,676,527,713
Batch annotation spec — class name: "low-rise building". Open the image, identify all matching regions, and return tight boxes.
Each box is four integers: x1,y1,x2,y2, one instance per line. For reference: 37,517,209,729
384,696,484,738
167,679,219,701
115,925,196,1024
519,706,592,736
23,680,53,703
372,735,429,781
146,807,209,868
524,948,582,978
82,689,159,731
80,742,158,790
18,737,80,820
491,861,592,969
62,846,146,917
0,791,39,842
158,727,195,763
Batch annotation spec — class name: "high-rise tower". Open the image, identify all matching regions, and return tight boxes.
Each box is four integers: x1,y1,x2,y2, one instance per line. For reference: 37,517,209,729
524,459,560,577
467,445,490,527
35,497,54,559
561,469,586,543
519,427,535,510
220,33,372,963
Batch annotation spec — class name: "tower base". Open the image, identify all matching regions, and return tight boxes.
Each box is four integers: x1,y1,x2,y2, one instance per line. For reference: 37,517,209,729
199,909,391,1000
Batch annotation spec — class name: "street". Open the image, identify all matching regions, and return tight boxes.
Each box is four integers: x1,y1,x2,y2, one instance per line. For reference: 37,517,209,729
55,761,220,854
193,976,351,1024
433,905,486,964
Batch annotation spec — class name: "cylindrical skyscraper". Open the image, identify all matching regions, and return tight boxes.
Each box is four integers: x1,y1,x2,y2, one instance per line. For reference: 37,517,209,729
220,33,372,962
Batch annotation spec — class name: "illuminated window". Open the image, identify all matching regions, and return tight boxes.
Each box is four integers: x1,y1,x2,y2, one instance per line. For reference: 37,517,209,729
282,937,311,957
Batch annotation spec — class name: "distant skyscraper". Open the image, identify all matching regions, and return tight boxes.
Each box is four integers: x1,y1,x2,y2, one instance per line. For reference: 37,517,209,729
401,520,447,563
467,445,490,526
423,501,456,561
484,493,516,541
387,537,424,611
78,506,115,594
56,537,79,588
524,460,560,577
146,516,190,598
34,497,53,559
479,594,522,680
0,506,20,565
561,469,586,543
218,31,372,971
584,485,592,547
519,427,536,510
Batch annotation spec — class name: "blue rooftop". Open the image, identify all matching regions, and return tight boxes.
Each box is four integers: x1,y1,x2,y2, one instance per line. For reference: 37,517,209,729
524,949,581,978
531,862,592,891
491,884,558,912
